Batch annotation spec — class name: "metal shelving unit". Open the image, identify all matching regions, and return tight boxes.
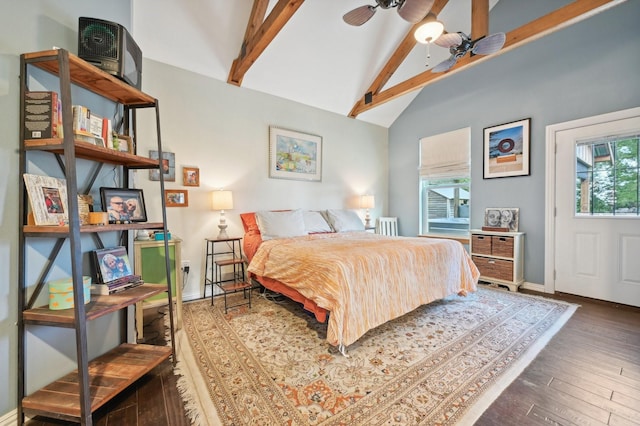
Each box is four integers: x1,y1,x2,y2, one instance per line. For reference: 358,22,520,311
17,49,176,425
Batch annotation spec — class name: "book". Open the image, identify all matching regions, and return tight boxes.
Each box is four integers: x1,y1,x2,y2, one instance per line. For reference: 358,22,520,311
102,118,113,149
23,91,57,139
74,131,105,147
90,279,144,295
72,105,90,134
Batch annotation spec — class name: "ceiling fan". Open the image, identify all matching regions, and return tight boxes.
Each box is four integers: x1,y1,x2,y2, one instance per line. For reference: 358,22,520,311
430,31,506,72
343,0,435,26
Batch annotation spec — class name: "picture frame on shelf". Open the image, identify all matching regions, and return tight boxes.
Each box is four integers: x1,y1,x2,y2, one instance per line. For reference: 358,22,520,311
165,189,189,207
269,126,322,182
483,118,531,179
149,150,175,181
484,207,519,232
23,174,69,226
93,246,133,284
183,167,199,187
113,134,134,154
99,187,148,223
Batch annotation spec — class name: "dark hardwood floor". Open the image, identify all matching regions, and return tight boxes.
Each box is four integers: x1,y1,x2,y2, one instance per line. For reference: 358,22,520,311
26,289,640,425
477,289,640,426
25,306,189,426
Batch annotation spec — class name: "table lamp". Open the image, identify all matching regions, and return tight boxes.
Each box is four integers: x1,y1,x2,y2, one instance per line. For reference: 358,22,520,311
212,190,233,239
361,195,375,228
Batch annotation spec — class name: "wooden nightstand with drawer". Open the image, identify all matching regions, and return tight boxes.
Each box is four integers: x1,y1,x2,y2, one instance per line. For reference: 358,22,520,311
470,230,524,291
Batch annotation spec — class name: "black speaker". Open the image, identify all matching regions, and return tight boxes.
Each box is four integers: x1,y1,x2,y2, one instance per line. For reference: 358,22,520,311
78,17,142,89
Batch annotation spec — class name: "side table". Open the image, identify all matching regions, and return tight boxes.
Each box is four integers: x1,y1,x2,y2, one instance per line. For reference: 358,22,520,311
133,238,183,341
204,237,252,313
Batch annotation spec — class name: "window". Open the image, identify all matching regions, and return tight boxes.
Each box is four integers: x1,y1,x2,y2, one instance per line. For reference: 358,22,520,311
419,128,471,235
575,134,639,216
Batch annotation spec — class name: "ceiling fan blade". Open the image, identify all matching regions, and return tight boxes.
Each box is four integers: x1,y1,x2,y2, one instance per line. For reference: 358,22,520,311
397,0,435,24
343,5,377,26
431,56,457,73
434,32,463,48
472,32,506,55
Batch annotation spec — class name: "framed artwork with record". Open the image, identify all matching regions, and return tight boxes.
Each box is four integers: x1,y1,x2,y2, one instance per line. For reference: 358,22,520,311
483,118,530,179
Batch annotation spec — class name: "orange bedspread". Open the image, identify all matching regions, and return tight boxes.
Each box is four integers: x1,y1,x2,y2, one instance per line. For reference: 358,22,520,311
248,232,479,348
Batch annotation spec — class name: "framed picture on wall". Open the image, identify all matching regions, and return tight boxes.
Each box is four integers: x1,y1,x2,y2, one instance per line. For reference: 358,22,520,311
183,167,199,187
483,118,531,179
165,189,189,207
149,150,176,182
269,126,322,182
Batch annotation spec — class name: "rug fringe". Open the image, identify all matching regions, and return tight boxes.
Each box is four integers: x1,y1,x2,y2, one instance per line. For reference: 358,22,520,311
164,312,221,426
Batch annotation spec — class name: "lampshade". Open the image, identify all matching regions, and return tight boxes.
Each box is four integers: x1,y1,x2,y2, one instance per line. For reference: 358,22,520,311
211,190,233,211
414,13,444,44
361,195,375,209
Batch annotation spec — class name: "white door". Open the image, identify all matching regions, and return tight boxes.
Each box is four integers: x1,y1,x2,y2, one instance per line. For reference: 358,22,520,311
553,112,640,307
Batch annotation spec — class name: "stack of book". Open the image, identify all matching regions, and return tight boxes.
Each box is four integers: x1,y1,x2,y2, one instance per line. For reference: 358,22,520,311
90,275,144,295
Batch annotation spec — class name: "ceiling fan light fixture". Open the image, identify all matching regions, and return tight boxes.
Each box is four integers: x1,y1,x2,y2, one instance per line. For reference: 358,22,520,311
414,13,444,44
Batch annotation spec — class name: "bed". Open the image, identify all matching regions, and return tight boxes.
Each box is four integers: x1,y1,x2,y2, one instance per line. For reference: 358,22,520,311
242,209,479,353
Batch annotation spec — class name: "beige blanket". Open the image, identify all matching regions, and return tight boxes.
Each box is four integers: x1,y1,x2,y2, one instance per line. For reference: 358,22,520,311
248,232,479,348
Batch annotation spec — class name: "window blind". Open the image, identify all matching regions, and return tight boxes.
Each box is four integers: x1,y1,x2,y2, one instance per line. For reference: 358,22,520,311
419,127,470,178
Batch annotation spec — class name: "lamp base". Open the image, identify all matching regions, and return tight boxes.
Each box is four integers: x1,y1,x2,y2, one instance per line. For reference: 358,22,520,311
217,224,229,239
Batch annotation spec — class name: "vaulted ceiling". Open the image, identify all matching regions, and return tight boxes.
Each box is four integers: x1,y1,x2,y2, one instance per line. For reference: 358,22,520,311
134,0,625,128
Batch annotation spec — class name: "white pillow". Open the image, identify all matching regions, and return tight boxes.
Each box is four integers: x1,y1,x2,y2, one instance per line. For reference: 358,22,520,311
326,209,365,232
303,210,333,233
255,210,307,240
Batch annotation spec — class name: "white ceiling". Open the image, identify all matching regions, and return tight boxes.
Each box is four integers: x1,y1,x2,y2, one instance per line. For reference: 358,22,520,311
133,1,498,128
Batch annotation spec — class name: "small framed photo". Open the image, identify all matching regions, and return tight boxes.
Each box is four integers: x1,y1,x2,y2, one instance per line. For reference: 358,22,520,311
100,187,147,223
183,167,199,187
484,208,519,232
269,126,322,182
23,174,69,225
149,150,175,182
483,118,530,179
93,246,133,284
114,134,134,154
165,189,189,207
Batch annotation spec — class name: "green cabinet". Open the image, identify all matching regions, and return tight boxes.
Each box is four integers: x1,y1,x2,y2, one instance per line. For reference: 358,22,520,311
134,238,183,339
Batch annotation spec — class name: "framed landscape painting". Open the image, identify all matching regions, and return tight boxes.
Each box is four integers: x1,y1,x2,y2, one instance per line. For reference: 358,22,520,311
269,127,322,182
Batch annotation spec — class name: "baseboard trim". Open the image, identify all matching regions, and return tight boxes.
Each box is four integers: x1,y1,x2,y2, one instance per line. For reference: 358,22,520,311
0,409,17,426
521,281,546,293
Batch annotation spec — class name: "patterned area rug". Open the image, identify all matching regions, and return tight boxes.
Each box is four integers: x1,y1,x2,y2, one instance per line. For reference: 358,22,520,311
174,287,576,425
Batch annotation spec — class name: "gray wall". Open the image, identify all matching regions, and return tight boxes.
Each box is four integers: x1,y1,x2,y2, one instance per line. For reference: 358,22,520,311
0,1,388,418
389,0,640,285
0,1,133,417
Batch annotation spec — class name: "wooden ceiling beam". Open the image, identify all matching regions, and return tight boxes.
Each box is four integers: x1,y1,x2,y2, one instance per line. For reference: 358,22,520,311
349,0,625,118
348,0,449,118
471,0,488,40
228,0,305,86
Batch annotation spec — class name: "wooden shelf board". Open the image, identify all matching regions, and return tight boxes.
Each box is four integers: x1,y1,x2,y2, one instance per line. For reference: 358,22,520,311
23,50,155,106
24,139,159,168
215,258,245,267
22,343,171,421
219,281,251,293
23,284,167,326
23,222,165,237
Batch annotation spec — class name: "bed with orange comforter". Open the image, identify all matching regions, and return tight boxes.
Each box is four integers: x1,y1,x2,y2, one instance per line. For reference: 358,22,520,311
244,214,479,351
